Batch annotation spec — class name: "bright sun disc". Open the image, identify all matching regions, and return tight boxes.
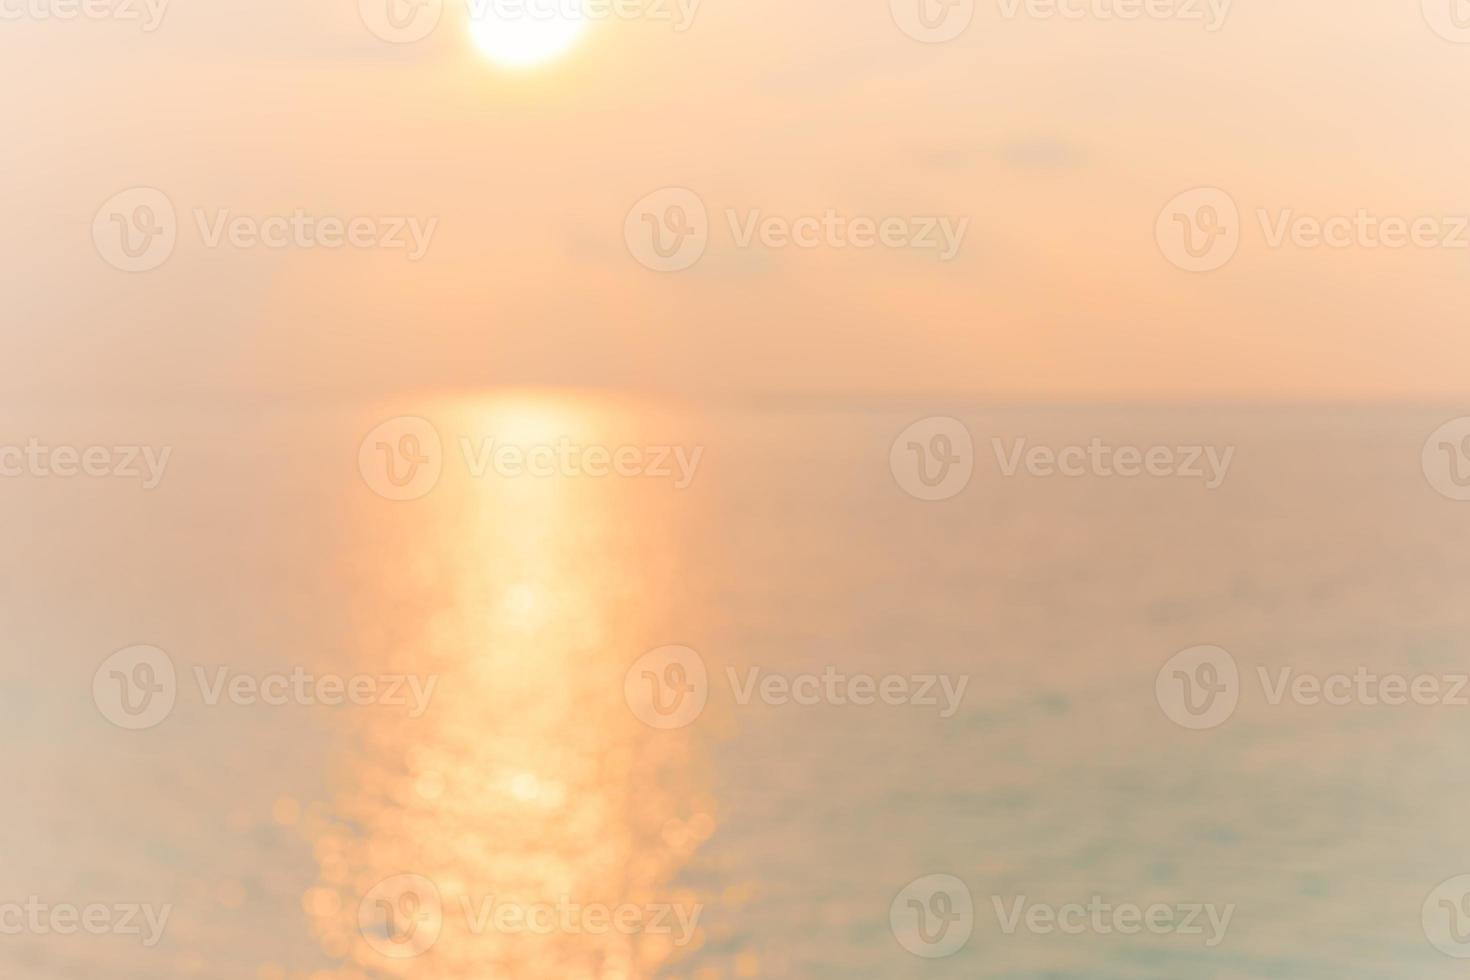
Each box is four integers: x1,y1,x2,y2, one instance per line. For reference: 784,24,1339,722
469,2,587,68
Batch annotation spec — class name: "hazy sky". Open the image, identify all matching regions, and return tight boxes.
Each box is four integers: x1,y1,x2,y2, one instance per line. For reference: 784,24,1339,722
5,0,1469,403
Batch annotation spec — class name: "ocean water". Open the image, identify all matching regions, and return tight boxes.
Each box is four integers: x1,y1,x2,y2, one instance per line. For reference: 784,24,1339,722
3,396,1469,979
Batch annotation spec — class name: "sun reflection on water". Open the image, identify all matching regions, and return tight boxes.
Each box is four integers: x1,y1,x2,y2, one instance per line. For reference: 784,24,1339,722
301,394,715,979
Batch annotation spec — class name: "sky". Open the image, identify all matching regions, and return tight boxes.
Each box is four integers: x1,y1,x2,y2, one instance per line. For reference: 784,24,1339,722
4,0,1470,404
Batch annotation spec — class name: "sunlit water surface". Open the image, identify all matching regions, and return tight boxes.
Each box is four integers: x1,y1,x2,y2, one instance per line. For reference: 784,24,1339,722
2,396,1468,979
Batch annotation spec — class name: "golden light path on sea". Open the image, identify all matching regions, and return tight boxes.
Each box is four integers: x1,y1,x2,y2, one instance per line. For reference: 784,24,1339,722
299,394,716,979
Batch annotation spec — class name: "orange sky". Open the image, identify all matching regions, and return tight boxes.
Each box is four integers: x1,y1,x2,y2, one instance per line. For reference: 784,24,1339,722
5,0,1469,403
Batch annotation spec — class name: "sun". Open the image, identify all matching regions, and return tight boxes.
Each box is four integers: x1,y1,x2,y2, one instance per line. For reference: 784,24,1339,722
468,3,588,68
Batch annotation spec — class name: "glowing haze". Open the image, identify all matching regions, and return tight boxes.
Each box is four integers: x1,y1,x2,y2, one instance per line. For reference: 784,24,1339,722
3,0,1467,405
